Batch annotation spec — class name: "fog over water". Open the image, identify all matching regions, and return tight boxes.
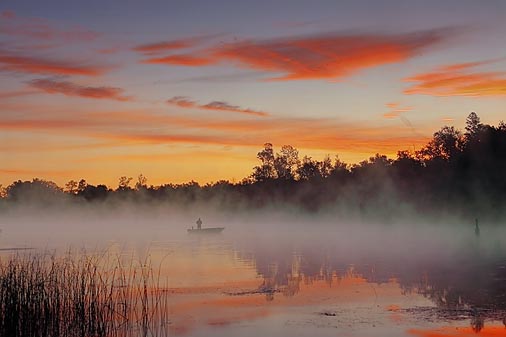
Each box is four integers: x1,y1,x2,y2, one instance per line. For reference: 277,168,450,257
1,205,506,336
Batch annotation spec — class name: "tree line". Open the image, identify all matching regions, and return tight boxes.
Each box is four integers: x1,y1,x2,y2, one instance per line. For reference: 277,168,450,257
1,112,505,222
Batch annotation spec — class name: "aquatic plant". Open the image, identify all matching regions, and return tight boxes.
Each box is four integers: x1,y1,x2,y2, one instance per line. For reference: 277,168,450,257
0,251,170,337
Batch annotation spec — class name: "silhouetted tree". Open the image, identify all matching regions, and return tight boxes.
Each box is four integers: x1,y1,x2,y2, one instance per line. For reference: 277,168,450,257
64,180,78,195
465,111,482,140
252,143,276,181
135,174,148,190
392,150,422,183
319,155,333,178
296,156,321,180
117,176,133,191
81,184,109,201
3,112,506,221
6,179,63,204
333,155,348,171
274,145,300,180
418,126,463,161
77,179,88,194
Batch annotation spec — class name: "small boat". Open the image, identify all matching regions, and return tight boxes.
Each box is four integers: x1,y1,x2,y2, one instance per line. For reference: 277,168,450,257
187,227,225,234
188,218,224,234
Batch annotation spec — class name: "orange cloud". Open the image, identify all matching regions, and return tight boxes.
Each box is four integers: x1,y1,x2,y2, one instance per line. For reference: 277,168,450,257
0,89,39,99
1,10,15,19
133,36,213,55
167,96,268,117
0,108,429,158
96,46,123,54
0,168,73,176
404,59,506,97
134,40,193,53
383,102,413,118
166,96,196,108
29,79,131,101
133,34,223,55
101,117,428,155
142,29,452,81
143,54,215,66
0,51,108,76
0,119,94,130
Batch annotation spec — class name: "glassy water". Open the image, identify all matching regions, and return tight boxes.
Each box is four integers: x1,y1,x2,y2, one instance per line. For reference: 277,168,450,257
1,214,506,336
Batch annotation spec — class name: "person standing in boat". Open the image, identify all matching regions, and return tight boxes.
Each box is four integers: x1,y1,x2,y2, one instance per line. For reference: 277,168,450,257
196,218,202,230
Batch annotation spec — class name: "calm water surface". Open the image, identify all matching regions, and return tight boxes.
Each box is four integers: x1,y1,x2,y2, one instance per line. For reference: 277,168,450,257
1,215,506,336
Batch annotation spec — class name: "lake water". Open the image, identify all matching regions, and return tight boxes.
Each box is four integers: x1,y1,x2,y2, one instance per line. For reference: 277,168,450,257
1,211,506,336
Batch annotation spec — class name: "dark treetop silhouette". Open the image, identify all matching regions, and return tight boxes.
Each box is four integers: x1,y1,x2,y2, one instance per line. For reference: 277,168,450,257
2,112,506,223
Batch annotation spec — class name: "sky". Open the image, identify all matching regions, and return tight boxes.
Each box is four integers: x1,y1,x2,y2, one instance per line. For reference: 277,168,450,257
1,0,506,187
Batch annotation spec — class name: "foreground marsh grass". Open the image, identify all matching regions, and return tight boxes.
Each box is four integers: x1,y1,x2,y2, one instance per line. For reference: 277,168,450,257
0,251,170,337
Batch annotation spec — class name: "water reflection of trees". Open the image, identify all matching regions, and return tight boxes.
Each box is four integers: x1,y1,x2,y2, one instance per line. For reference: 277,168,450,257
397,252,506,332
237,240,506,331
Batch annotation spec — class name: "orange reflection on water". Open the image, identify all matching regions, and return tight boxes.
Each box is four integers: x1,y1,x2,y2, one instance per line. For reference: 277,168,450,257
167,269,414,335
409,325,506,337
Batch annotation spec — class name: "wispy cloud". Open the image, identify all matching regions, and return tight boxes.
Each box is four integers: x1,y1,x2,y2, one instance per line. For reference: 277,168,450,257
404,59,506,97
142,29,454,81
143,54,215,66
28,79,132,101
0,51,109,76
134,40,193,54
133,34,222,56
0,119,94,130
167,96,269,117
382,102,423,138
0,89,40,99
0,10,111,78
0,10,100,43
96,46,123,55
133,37,205,55
0,10,15,19
0,168,74,176
166,96,196,108
0,109,428,155
383,102,413,119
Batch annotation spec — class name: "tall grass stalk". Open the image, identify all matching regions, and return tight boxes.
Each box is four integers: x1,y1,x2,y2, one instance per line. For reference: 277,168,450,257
0,251,170,337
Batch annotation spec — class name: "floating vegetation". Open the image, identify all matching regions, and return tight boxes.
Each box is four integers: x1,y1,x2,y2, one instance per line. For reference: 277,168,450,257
0,251,170,337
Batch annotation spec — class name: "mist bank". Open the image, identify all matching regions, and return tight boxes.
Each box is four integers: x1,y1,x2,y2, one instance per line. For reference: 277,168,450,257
1,112,505,225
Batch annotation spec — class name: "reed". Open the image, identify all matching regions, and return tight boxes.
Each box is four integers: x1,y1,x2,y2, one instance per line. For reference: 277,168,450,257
0,251,170,337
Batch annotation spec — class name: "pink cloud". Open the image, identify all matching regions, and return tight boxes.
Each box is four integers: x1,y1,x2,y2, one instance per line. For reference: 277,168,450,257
29,79,131,101
133,37,200,55
404,59,506,97
383,102,413,119
0,89,40,99
143,54,215,66
142,29,453,81
133,34,222,55
0,51,110,76
167,96,268,117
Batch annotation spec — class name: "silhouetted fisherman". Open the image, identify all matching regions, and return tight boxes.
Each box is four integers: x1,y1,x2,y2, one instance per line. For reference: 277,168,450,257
475,218,480,237
196,218,202,230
